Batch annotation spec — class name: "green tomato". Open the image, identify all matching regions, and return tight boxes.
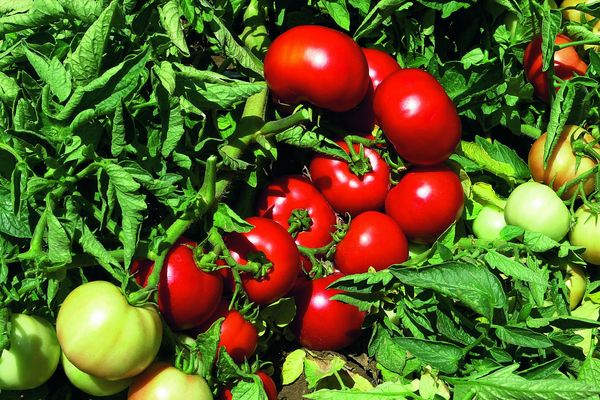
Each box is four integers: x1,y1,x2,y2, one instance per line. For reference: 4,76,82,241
62,353,131,396
56,281,163,381
565,263,586,310
0,313,60,390
128,362,213,400
472,204,507,240
569,205,600,265
504,182,570,242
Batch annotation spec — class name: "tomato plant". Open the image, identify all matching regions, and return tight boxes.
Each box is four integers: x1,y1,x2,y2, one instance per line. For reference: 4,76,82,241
562,0,597,22
472,204,507,241
221,371,277,400
62,353,131,396
373,69,461,165
56,281,162,380
224,217,301,304
263,25,369,112
335,211,408,274
528,125,598,199
128,362,213,400
385,165,465,243
504,182,571,242
131,240,223,331
523,33,588,101
0,314,60,391
310,141,390,216
292,273,366,351
569,205,600,264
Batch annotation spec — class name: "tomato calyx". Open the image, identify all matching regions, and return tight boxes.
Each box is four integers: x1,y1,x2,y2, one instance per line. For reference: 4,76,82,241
344,137,374,177
287,208,313,237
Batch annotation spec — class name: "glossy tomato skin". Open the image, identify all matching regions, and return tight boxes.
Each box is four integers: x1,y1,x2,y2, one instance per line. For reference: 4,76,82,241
128,362,213,400
523,34,588,101
335,211,408,274
373,69,461,165
569,205,600,264
310,142,390,216
57,281,162,381
221,371,277,400
0,314,60,390
528,125,598,199
385,165,465,243
132,240,223,331
257,175,336,250
339,48,401,133
472,204,507,241
504,182,571,242
62,353,131,397
264,25,369,112
292,273,366,351
224,217,301,304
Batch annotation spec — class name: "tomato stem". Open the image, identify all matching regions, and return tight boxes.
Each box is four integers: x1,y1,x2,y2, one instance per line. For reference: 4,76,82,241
556,38,600,49
288,208,313,237
259,107,312,137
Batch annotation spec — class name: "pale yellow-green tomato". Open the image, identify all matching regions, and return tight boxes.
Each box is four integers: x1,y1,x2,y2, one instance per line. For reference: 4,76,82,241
562,0,600,22
565,263,586,310
62,353,131,396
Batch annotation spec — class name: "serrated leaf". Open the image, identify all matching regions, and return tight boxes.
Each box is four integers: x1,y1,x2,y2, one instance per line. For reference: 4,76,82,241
213,203,254,233
484,251,546,284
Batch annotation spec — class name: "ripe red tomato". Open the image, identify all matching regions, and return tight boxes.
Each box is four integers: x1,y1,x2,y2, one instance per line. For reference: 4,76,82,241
128,362,212,400
309,142,390,216
373,68,461,165
131,239,223,331
224,217,301,304
256,175,337,250
385,165,464,243
264,25,369,112
221,371,277,400
292,273,365,350
528,125,598,199
334,211,408,274
338,48,401,133
523,34,588,101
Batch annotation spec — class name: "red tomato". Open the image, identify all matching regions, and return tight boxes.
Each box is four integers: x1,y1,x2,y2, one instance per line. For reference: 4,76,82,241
131,239,223,331
335,211,408,274
292,273,366,350
385,165,464,243
523,33,588,101
373,69,461,165
221,371,277,400
256,175,337,250
224,217,301,304
264,25,369,112
309,142,390,216
338,48,401,133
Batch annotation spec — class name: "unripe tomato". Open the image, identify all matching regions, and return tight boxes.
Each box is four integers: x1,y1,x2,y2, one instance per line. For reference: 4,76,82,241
310,141,390,216
131,240,223,331
528,125,598,199
472,204,507,241
385,165,465,244
0,314,60,390
128,362,213,400
523,34,588,101
62,354,131,397
292,273,365,350
373,69,461,165
335,211,408,274
565,263,586,310
569,205,600,264
264,25,369,112
224,217,301,304
338,48,401,133
562,0,599,22
504,182,571,242
57,281,162,380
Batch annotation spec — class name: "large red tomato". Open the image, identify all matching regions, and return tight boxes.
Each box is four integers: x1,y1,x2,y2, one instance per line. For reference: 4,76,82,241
335,211,408,274
132,239,223,331
264,25,369,112
523,33,588,101
292,273,366,351
309,142,390,216
338,48,401,133
373,69,461,165
224,217,301,304
385,165,465,243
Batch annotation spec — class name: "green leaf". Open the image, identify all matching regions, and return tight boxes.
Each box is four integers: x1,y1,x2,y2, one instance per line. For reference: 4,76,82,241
391,261,507,319
304,381,418,399
282,349,306,385
354,0,413,40
156,83,185,157
0,185,30,239
415,0,473,18
484,251,546,284
159,0,190,57
0,72,20,104
23,45,71,102
495,326,553,348
46,208,72,264
320,0,350,30
231,378,269,400
59,0,104,24
213,203,254,233
304,355,346,389
540,7,562,72
392,337,463,374
0,0,64,34
579,358,600,386
79,221,124,280
275,127,351,162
